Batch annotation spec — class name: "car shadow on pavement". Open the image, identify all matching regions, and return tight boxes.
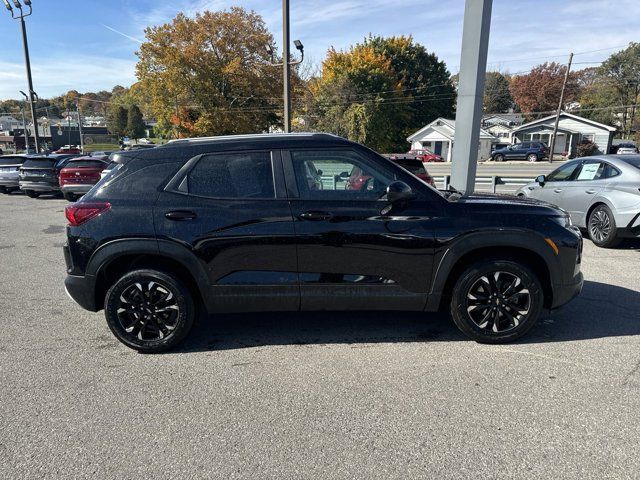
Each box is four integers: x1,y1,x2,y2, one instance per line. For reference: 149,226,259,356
170,280,640,353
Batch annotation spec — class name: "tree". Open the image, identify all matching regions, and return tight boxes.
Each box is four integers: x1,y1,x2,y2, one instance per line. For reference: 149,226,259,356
509,62,579,118
484,72,513,113
126,105,146,141
576,139,598,157
135,8,281,138
309,35,455,151
107,106,128,137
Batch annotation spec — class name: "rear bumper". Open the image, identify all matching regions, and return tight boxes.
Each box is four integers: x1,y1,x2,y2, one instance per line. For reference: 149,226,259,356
19,180,60,192
61,184,94,194
0,174,19,188
551,271,583,309
64,273,99,312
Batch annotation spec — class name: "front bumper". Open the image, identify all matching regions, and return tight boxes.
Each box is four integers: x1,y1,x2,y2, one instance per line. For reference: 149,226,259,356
19,180,60,192
551,271,583,309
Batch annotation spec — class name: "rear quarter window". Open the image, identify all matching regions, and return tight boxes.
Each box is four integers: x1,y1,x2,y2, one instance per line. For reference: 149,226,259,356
89,161,183,200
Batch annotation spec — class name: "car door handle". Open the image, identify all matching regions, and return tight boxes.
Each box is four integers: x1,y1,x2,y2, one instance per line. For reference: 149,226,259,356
554,188,563,193
299,211,332,221
165,210,197,221
585,189,597,194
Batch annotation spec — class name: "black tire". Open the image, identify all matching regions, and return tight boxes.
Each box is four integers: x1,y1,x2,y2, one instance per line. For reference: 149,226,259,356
494,154,504,162
0,186,7,194
104,269,195,352
63,192,77,202
450,259,544,343
25,190,39,198
526,153,538,162
588,204,621,248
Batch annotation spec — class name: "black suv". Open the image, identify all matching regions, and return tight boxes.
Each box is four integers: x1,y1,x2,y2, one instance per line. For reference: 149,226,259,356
491,142,549,162
63,133,583,352
19,154,78,197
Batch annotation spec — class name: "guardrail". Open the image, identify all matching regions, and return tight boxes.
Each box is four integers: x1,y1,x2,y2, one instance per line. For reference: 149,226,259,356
319,174,534,193
433,175,533,193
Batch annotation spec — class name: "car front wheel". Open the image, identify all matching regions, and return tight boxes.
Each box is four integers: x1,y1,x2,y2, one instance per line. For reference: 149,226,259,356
104,269,195,352
588,204,621,248
450,260,544,343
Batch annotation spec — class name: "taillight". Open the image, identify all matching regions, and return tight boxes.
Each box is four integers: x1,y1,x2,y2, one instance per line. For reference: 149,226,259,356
65,202,110,226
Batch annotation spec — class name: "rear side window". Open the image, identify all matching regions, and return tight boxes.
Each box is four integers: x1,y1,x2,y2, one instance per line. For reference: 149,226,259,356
185,152,274,199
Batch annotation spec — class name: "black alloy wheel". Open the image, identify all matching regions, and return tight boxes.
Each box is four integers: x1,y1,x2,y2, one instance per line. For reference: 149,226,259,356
104,269,195,352
588,204,621,248
450,260,543,343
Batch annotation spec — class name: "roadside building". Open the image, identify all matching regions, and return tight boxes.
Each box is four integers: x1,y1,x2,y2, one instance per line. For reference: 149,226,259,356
511,112,616,156
481,113,524,143
407,117,496,162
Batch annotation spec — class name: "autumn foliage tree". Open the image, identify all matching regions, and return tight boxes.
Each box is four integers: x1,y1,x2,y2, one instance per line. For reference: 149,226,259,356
135,8,282,138
509,62,579,118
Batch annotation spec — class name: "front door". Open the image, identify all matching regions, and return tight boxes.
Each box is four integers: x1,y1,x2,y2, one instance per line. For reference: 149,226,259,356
154,150,299,312
532,160,581,205
283,147,440,311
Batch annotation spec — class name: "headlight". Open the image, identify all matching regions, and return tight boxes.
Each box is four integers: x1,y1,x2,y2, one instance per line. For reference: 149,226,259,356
551,214,572,228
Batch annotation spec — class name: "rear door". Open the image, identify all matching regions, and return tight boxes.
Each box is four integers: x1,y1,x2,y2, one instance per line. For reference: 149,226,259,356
153,149,299,312
283,147,440,311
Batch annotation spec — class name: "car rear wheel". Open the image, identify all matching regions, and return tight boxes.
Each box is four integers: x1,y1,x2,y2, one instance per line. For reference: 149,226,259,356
25,190,39,198
588,204,621,248
104,269,195,352
494,154,504,162
450,260,544,343
63,192,77,202
527,153,538,162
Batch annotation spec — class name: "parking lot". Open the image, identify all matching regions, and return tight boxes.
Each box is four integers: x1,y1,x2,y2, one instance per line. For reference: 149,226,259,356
1,192,639,479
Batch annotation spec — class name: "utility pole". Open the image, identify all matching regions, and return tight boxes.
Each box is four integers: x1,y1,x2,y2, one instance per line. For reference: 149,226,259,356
282,0,291,132
548,52,573,163
20,105,29,153
77,103,84,154
450,0,493,194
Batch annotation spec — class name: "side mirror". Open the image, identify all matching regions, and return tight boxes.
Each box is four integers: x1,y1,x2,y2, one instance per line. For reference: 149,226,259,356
386,181,415,203
536,174,546,185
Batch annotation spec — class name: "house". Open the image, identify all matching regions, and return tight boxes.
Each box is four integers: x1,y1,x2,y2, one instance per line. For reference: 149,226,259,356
0,115,22,134
407,117,496,162
511,112,616,156
481,113,524,143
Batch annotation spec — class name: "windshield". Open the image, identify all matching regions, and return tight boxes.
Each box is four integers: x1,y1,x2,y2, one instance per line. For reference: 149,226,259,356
619,156,640,170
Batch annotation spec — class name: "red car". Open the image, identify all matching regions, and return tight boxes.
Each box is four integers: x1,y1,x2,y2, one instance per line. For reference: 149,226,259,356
347,158,436,190
58,155,109,201
409,148,443,162
54,146,82,154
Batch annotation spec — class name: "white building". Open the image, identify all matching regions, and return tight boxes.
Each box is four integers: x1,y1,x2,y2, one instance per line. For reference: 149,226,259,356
407,118,496,162
481,113,524,143
511,112,616,156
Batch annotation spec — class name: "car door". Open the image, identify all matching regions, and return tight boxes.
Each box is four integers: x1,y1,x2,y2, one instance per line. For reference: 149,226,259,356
530,160,581,205
154,149,299,312
282,147,441,311
559,160,608,227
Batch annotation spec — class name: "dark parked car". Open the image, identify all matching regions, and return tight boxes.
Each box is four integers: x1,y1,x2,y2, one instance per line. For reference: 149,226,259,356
0,154,27,194
19,154,78,197
491,142,549,162
59,156,110,201
63,133,583,352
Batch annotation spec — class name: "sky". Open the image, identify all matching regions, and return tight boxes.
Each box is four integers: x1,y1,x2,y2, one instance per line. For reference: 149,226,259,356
0,0,639,100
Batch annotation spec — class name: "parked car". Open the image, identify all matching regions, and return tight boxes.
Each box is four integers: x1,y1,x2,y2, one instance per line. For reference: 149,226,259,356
89,151,114,158
516,155,640,247
59,156,110,202
491,143,510,153
409,148,443,162
0,154,27,194
349,157,436,189
491,142,549,162
63,133,583,352
54,146,82,154
99,160,118,181
18,154,78,198
615,143,638,155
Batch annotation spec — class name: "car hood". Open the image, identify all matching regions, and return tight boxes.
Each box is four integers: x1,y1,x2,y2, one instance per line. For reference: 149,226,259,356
447,191,565,216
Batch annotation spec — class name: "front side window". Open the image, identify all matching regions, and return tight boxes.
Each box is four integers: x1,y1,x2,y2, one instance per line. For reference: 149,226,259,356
290,149,394,200
546,161,580,182
186,152,274,199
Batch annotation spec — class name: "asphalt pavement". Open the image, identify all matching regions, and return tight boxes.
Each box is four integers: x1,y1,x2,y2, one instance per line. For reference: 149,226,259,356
1,192,639,479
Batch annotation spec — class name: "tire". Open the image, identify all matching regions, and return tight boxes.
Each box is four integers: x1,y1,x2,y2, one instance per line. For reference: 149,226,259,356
494,154,504,162
63,192,77,202
449,259,544,343
0,186,6,194
25,190,39,198
588,204,621,248
527,153,538,162
104,269,195,352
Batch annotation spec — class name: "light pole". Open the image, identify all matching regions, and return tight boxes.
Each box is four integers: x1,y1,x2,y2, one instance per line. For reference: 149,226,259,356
3,0,41,152
19,91,29,153
266,0,304,133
